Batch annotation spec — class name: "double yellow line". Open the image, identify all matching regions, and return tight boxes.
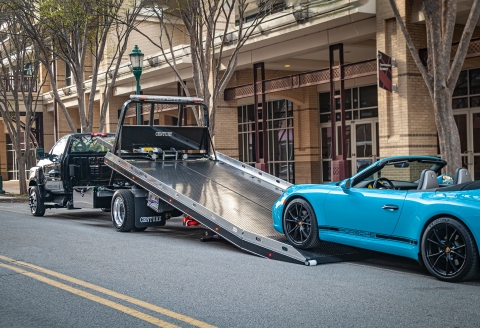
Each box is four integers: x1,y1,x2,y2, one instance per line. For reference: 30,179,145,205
0,255,216,328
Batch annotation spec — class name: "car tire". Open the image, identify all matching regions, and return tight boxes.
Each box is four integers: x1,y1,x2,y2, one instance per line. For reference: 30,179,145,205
133,227,147,232
421,217,479,282
29,185,45,217
283,198,320,249
111,190,135,232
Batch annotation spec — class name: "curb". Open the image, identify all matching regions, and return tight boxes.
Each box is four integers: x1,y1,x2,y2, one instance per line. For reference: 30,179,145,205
0,197,29,203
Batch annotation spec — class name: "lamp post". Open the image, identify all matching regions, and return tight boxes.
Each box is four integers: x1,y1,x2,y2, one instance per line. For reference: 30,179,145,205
129,45,144,125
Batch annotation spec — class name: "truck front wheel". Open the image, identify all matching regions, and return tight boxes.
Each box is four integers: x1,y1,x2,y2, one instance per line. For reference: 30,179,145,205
29,185,45,217
111,190,135,232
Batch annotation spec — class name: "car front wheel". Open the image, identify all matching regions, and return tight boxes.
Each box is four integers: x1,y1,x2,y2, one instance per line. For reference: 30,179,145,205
421,217,479,282
283,198,320,249
29,185,45,217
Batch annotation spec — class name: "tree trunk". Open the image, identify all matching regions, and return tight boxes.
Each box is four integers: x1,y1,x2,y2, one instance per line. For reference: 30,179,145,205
16,152,28,195
434,90,462,175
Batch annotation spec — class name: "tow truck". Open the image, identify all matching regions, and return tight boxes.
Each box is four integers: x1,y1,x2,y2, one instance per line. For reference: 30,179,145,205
29,95,369,265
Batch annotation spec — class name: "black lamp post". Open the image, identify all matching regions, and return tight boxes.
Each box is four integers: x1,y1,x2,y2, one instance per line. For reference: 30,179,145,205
129,45,144,125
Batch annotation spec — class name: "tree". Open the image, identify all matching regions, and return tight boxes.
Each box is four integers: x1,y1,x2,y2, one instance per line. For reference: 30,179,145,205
11,0,144,133
389,0,480,174
139,0,282,135
0,12,47,194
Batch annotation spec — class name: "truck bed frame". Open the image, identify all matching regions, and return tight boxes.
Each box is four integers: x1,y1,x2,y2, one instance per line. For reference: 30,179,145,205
104,95,369,265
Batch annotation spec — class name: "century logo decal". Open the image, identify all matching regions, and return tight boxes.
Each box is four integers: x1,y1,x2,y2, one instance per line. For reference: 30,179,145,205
155,132,172,137
140,216,162,223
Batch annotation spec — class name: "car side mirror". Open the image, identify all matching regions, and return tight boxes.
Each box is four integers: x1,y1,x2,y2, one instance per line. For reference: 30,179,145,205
340,178,351,190
35,147,45,160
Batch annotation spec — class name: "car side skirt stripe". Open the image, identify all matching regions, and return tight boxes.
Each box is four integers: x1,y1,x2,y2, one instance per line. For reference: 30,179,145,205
318,226,418,245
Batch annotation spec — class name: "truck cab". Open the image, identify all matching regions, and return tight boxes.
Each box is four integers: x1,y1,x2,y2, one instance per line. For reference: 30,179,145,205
28,133,114,215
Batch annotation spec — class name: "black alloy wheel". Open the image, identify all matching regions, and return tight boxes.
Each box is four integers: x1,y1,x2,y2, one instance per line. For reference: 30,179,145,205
283,199,320,249
29,185,45,217
421,217,479,282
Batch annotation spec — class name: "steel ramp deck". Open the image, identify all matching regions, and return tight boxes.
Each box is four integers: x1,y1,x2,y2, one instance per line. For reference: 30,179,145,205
105,151,370,265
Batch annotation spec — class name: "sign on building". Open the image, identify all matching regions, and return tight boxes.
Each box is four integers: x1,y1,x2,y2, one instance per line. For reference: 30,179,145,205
378,51,394,92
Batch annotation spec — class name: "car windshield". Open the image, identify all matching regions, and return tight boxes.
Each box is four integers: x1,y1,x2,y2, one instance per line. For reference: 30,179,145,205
70,136,110,153
364,160,443,183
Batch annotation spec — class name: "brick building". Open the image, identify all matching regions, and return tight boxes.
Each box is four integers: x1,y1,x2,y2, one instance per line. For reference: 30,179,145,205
2,0,480,183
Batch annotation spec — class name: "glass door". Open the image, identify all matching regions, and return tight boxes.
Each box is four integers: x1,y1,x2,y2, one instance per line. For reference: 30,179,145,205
353,122,376,174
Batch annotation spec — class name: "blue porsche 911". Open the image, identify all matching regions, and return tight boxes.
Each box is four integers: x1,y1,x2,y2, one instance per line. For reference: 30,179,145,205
272,156,480,282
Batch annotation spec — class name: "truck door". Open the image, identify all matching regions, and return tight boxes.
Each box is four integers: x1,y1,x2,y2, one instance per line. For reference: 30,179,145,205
44,136,68,192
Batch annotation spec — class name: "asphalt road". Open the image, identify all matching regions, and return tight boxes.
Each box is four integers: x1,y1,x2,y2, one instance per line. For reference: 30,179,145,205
1,203,480,328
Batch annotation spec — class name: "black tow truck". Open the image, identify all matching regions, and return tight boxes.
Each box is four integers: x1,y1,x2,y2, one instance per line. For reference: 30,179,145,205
28,95,367,265
28,133,116,215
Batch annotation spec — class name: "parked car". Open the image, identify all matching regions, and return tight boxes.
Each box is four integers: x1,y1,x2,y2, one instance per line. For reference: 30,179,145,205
272,156,480,282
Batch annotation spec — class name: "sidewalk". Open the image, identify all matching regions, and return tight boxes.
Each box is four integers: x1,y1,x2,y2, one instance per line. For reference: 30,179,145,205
0,180,29,202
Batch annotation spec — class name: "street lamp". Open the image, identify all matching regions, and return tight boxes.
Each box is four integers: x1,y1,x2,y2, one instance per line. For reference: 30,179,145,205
129,45,144,125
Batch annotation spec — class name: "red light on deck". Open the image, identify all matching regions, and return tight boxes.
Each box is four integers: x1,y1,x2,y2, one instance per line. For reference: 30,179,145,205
91,132,107,137
215,227,219,231
268,253,273,258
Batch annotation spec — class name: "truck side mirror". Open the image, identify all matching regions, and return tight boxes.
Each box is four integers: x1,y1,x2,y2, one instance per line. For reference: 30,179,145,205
35,147,45,160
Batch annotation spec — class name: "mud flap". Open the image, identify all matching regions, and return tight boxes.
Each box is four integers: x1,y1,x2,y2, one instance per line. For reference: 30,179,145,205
133,187,171,228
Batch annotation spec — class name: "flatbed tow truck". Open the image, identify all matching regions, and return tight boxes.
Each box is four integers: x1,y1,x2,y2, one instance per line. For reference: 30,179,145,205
34,95,369,265
105,95,372,265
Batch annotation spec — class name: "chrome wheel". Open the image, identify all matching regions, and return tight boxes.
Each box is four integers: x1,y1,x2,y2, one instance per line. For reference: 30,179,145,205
425,223,467,278
285,203,312,244
112,197,125,227
29,189,37,214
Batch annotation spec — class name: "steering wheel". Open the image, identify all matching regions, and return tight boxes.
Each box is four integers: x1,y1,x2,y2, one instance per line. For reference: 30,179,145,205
373,177,394,189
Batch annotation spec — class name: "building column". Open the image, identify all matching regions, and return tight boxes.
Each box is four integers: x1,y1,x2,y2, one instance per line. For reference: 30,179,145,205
213,99,239,158
292,86,320,184
376,0,437,158
105,95,130,133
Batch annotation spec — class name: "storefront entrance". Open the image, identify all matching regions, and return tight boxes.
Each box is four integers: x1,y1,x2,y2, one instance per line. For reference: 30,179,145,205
454,110,480,180
321,120,379,182
319,84,379,182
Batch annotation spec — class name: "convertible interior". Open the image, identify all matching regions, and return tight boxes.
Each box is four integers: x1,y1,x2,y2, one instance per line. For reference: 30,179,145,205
352,160,480,191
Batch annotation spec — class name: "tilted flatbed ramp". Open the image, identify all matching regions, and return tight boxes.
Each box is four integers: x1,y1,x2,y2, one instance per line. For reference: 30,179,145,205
105,151,369,265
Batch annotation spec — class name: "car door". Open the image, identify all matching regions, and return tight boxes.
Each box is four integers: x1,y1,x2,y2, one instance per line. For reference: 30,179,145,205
44,136,69,192
324,187,407,237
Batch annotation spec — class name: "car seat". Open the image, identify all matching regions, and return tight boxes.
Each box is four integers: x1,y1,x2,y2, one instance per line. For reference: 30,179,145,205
417,169,439,190
454,167,472,184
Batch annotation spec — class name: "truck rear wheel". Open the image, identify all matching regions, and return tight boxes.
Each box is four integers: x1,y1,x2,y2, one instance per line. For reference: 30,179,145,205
29,185,45,217
111,190,135,232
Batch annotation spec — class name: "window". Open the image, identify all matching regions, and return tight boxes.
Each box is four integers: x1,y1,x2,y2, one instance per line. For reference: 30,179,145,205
70,136,109,153
50,136,68,158
24,63,33,76
238,100,294,183
319,85,378,123
65,62,72,86
452,68,480,109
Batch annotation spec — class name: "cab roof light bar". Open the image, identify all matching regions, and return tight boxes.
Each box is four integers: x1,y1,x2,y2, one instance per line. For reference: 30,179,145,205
91,132,108,137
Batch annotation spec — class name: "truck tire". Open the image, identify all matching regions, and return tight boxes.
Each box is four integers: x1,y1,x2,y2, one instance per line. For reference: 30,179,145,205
111,190,135,232
29,185,45,217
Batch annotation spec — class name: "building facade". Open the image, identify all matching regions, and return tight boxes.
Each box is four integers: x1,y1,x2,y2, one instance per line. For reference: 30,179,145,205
1,0,479,184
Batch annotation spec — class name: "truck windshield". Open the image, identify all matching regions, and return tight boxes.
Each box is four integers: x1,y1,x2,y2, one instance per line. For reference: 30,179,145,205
70,136,110,153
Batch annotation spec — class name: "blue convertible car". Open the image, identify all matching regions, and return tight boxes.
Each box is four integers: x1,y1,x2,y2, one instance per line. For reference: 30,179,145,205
272,156,480,282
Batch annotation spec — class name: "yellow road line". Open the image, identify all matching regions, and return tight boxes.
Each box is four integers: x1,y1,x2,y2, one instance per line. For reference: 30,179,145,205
0,255,216,328
0,262,178,328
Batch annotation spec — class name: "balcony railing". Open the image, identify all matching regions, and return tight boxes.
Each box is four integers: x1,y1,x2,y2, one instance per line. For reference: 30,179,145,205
0,75,37,92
